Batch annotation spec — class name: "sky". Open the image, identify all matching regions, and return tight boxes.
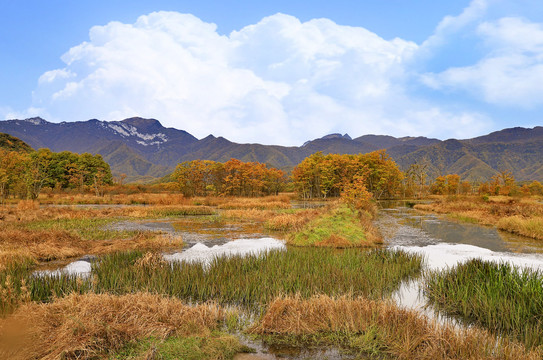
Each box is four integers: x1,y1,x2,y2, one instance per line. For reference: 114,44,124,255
1,0,543,145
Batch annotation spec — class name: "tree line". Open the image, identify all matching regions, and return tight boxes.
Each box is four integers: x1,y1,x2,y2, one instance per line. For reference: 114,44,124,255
0,148,112,201
172,159,286,197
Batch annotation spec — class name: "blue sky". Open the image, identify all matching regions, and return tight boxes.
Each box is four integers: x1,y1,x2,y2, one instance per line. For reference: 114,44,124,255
1,0,543,145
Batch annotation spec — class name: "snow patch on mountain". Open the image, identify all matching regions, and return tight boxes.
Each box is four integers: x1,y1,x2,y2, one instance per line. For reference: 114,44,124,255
106,122,168,145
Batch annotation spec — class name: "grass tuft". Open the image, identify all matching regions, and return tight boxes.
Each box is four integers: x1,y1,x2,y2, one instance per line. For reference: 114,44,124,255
252,295,541,359
0,292,228,359
425,258,543,348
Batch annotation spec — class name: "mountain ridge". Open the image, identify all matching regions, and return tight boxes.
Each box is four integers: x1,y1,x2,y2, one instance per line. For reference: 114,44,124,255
1,117,542,183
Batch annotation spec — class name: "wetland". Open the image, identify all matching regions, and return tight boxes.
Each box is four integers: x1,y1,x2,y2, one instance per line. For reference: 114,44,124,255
1,195,543,359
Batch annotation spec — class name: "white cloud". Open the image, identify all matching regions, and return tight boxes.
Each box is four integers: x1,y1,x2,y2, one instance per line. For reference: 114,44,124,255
25,10,494,144
422,16,543,108
422,0,489,51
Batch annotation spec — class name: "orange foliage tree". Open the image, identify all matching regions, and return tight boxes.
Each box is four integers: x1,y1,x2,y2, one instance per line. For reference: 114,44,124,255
172,159,286,197
430,174,461,195
292,150,403,200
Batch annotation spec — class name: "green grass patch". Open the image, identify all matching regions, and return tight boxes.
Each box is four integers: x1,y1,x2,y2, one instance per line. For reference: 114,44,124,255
288,205,373,247
19,248,422,310
425,259,543,348
110,332,251,360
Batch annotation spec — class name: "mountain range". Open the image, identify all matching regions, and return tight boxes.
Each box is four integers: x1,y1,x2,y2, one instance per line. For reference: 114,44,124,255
1,117,542,183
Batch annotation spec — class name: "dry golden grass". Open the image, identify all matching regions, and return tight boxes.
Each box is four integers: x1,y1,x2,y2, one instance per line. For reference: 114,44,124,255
221,209,277,221
252,295,541,359
497,216,543,240
265,209,321,231
0,292,225,360
217,196,291,210
0,204,214,224
0,229,183,269
36,192,191,206
415,195,543,240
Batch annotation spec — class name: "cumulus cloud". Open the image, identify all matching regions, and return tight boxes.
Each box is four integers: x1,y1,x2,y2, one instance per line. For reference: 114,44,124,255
422,0,489,51
422,16,543,108
26,10,493,145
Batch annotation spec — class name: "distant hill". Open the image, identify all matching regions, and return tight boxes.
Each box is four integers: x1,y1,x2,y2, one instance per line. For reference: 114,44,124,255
0,132,33,153
1,117,543,182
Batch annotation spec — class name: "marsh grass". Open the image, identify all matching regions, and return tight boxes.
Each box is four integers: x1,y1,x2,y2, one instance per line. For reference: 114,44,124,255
497,216,543,240
288,204,381,247
425,258,543,348
23,248,422,311
217,197,291,210
0,292,230,360
0,223,183,271
252,295,541,360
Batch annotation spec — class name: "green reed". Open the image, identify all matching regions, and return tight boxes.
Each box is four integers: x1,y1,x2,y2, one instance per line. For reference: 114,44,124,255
425,258,543,348
95,248,422,306
20,248,422,312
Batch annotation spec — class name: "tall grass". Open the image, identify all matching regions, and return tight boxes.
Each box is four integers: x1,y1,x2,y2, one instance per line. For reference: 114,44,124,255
497,215,543,240
93,248,422,306
16,248,422,311
252,295,541,359
0,292,233,359
425,259,543,348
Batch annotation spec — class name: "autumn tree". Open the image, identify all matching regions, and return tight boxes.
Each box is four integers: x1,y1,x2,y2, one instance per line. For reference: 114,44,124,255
293,150,402,200
172,159,285,197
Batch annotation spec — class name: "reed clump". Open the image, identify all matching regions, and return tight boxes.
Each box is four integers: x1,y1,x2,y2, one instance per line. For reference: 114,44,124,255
97,248,422,305
0,292,229,359
288,204,382,247
425,258,543,348
252,295,541,359
221,209,277,221
23,248,422,309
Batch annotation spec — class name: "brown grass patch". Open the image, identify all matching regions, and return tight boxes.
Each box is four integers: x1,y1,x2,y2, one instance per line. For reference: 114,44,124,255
497,216,543,240
265,210,321,232
0,229,183,269
0,204,215,225
252,295,541,359
314,234,353,248
222,209,277,221
0,292,225,359
218,196,291,210
35,192,191,206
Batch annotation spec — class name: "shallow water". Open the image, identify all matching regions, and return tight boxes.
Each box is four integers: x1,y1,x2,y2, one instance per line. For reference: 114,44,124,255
379,201,543,324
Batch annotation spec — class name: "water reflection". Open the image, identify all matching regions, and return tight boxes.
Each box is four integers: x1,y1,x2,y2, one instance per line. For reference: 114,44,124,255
164,238,285,266
379,201,543,254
